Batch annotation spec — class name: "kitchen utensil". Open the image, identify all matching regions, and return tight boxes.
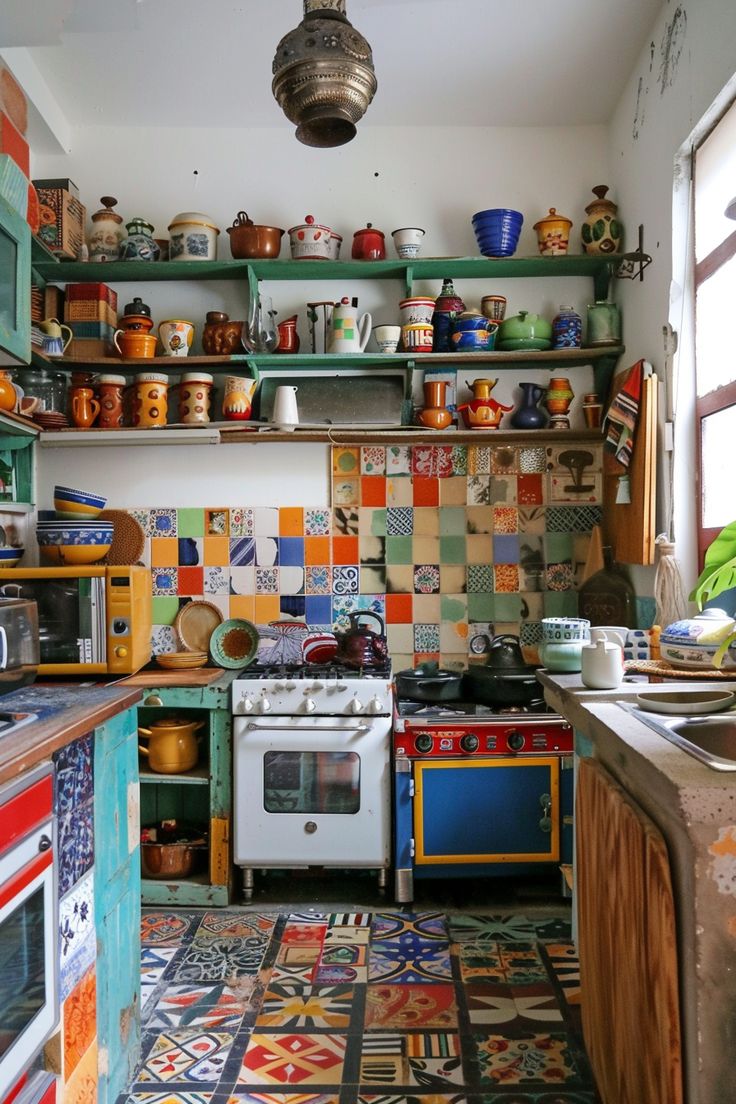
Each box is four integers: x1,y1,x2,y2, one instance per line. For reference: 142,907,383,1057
175,600,224,653
38,318,73,358
158,319,195,357
288,214,342,260
177,372,214,424
581,636,624,689
202,312,244,355
276,315,300,353
334,611,388,669
634,690,736,715
222,375,257,421
391,227,425,259
98,510,146,565
395,662,462,703
533,207,573,255
227,211,284,259
132,372,168,427
497,310,553,351
242,293,279,354
303,632,338,664
541,617,591,642
209,618,259,668
472,208,523,257
138,717,204,773
140,824,207,879
659,608,736,670
53,484,106,519
483,633,527,670
96,374,126,428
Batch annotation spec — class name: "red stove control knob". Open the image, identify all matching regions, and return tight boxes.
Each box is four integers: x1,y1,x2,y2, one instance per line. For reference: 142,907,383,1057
415,733,433,754
507,729,525,752
460,733,479,754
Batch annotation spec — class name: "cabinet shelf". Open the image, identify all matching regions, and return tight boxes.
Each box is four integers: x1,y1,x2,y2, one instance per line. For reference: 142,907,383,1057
31,253,616,299
140,766,210,785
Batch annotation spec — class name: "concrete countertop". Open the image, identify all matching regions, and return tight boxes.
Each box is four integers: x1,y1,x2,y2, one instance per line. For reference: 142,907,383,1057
0,681,142,786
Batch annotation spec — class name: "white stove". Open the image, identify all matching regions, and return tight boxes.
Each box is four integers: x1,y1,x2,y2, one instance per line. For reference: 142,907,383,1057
231,662,392,900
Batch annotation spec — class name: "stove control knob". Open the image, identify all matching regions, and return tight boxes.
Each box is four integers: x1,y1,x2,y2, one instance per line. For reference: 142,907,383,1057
367,696,384,714
415,733,433,754
508,730,525,752
346,697,364,715
274,680,286,691
241,696,254,714
311,681,325,691
259,695,272,714
304,698,317,713
460,733,479,754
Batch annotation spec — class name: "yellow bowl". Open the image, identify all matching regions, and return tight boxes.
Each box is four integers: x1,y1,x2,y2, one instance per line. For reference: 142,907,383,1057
40,543,111,565
54,498,104,520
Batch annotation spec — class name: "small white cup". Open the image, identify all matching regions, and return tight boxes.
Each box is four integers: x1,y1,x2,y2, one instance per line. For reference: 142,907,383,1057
392,227,425,259
373,324,402,353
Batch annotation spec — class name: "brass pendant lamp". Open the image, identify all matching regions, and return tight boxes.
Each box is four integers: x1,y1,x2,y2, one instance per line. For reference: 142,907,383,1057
272,0,377,148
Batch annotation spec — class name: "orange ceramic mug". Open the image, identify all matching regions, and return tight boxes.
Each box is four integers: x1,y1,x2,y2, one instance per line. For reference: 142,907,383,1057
114,329,157,359
70,387,100,428
132,372,168,427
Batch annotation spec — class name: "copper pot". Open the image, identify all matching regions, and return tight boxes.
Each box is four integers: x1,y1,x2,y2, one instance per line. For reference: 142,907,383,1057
227,211,284,259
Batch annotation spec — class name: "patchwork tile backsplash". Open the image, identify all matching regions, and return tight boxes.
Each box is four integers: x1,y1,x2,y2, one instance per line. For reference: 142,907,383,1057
141,443,604,670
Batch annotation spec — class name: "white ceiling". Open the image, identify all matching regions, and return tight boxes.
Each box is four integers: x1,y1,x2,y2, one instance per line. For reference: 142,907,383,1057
3,0,662,132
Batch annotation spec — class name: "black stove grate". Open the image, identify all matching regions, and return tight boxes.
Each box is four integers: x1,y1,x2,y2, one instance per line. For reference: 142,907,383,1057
395,698,553,719
242,661,392,681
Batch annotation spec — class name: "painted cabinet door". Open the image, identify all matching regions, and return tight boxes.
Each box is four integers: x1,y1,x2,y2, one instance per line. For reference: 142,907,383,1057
0,192,31,366
94,706,141,1104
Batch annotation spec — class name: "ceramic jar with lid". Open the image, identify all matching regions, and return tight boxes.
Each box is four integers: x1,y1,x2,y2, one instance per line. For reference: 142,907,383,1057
177,372,213,424
351,223,386,261
533,207,573,255
581,185,623,255
132,372,168,427
552,306,582,348
119,218,160,262
88,196,125,262
97,373,126,428
586,301,621,346
120,296,154,332
168,211,220,261
288,215,342,260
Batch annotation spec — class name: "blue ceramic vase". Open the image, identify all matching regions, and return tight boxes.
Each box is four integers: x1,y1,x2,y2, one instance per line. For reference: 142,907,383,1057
510,382,547,429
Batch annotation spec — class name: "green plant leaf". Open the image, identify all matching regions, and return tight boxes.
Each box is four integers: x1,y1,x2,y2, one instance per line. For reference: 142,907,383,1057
689,520,736,608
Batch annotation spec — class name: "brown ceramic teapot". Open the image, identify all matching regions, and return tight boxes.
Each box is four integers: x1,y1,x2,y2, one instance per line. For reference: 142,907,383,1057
334,612,388,669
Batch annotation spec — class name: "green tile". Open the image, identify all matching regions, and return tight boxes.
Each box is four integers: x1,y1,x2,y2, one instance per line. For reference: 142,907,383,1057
467,592,495,621
544,532,573,562
370,508,387,537
151,596,181,625
544,591,579,617
177,508,205,537
439,506,466,535
441,594,468,621
494,593,522,621
439,535,467,564
386,535,414,564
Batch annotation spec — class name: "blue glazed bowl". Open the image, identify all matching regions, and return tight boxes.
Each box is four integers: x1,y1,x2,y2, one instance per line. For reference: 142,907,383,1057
453,312,491,332
472,208,524,258
37,524,113,546
54,485,107,508
0,547,23,566
451,328,498,351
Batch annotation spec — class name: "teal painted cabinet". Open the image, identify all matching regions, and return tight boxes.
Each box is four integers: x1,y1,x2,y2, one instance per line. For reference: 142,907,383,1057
136,672,234,907
94,706,141,1104
0,190,31,367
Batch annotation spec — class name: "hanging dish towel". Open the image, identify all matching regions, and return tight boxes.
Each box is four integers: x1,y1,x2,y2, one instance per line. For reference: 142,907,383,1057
604,359,643,468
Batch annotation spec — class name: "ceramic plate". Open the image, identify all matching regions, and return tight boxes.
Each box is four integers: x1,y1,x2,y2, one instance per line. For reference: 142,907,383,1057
209,618,259,669
175,600,224,653
635,689,736,715
156,652,208,670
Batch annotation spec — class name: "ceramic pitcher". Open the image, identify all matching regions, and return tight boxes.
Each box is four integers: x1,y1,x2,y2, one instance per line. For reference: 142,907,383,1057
326,297,372,353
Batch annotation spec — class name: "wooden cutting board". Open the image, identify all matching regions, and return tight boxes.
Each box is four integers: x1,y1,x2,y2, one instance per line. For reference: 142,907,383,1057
121,668,226,688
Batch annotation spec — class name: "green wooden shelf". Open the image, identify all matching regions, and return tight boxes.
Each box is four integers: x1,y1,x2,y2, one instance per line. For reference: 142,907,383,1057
31,253,616,299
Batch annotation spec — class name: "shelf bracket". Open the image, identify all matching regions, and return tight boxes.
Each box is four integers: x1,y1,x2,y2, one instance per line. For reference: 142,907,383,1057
404,265,414,297
593,261,616,302
246,264,259,307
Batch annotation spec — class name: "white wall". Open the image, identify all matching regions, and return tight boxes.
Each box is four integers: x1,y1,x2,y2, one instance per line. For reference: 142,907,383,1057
609,0,736,600
32,123,609,507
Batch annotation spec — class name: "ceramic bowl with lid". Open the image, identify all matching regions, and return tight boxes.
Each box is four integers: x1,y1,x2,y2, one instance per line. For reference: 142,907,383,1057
167,211,220,261
288,215,342,261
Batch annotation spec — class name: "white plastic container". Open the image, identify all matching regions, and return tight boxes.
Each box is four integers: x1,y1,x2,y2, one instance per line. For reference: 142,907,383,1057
167,211,220,261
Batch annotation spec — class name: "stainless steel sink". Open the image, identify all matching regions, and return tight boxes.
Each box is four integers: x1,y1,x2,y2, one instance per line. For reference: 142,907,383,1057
623,704,736,771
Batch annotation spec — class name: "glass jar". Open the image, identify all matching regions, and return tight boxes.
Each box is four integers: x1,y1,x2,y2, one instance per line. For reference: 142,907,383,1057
16,368,54,413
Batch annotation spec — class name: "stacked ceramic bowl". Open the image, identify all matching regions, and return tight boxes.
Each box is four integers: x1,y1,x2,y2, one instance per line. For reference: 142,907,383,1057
37,485,111,565
0,546,24,568
472,208,524,257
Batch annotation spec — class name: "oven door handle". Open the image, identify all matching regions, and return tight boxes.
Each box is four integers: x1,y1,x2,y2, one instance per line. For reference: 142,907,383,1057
244,722,372,733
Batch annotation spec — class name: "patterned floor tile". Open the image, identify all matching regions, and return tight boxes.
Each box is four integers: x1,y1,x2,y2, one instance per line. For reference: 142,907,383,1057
365,984,458,1030
371,913,447,941
226,1096,339,1104
360,1033,464,1088
474,1032,586,1088
448,915,571,943
238,1033,347,1085
142,914,196,945
369,942,453,983
148,984,249,1030
465,982,563,1026
174,939,270,982
256,985,355,1029
136,1030,234,1084
194,914,277,940
542,943,581,1005
359,1097,467,1104
123,1093,216,1103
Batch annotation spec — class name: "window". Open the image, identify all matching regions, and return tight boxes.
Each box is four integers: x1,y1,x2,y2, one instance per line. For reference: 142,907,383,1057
694,100,736,562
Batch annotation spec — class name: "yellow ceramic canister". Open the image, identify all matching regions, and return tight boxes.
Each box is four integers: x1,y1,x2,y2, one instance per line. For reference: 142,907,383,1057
532,208,573,256
133,371,169,427
138,718,204,773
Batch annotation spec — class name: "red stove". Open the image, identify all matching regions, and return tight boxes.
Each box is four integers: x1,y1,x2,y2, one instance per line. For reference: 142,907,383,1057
392,698,574,904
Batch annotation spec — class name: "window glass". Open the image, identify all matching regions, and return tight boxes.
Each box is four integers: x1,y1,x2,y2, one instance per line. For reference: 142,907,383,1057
695,98,736,260
695,253,736,395
701,405,736,529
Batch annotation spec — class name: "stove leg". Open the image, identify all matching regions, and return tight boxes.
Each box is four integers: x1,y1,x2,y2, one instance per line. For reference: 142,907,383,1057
394,866,413,905
377,867,387,895
241,866,254,902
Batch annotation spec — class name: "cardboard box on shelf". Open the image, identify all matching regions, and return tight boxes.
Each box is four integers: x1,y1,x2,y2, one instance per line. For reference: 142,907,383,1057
0,153,28,216
0,64,28,134
64,282,118,309
33,184,86,260
31,284,65,325
64,299,117,328
0,111,29,176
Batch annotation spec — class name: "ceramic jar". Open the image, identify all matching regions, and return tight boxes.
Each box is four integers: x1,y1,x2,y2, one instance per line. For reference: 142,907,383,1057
533,207,573,255
167,211,220,261
432,278,465,353
545,377,575,416
97,373,126,428
582,392,603,428
450,312,498,352
481,295,507,322
373,325,402,353
133,372,168,427
120,297,154,333
158,319,195,357
202,312,243,355
391,227,425,259
457,378,513,430
119,217,160,261
326,298,372,353
38,319,73,358
177,372,213,424
88,196,125,262
288,215,342,260
222,375,257,421
351,223,386,260
402,323,433,352
70,386,100,428
0,372,16,412
552,306,582,348
276,315,300,353
399,296,435,326
418,378,452,430
581,185,623,255
586,301,621,346
581,636,624,689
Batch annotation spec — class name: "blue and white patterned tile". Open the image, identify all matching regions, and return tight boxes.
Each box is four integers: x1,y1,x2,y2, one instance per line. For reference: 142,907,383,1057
546,505,603,533
413,623,440,652
386,507,414,536
130,508,155,536
59,870,95,1001
332,565,359,595
332,595,385,632
305,507,332,536
151,509,178,537
204,566,230,595
255,567,280,594
152,568,179,596
467,565,494,593
151,625,178,655
229,538,256,566
305,566,332,594
136,1029,234,1084
229,508,255,537
174,939,269,982
53,734,93,816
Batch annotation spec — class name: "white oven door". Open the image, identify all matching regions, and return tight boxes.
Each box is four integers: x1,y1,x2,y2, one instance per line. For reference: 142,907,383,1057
233,715,391,867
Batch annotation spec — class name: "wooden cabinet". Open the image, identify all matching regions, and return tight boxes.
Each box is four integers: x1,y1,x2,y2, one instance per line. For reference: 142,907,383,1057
130,670,234,907
0,191,31,367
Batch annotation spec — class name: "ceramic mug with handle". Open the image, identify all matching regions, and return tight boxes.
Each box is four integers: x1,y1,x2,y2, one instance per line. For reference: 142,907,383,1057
39,318,73,358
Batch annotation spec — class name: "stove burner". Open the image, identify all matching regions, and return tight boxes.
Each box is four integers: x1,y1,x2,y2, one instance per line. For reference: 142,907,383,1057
243,661,392,681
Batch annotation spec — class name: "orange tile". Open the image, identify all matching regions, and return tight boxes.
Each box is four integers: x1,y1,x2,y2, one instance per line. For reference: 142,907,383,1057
361,476,387,507
385,593,413,624
279,507,304,536
331,536,358,564
63,967,96,1078
151,537,178,567
412,476,439,506
229,594,255,620
305,535,331,565
254,594,280,623
177,567,204,596
203,535,230,566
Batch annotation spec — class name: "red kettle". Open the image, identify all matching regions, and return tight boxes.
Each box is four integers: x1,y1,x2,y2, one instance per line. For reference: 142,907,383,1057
334,612,388,668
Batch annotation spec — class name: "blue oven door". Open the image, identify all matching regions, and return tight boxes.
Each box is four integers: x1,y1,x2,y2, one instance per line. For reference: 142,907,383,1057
413,757,560,865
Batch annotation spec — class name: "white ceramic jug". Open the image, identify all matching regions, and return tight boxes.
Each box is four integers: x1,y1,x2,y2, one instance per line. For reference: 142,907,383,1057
272,385,299,429
326,297,372,353
581,634,624,689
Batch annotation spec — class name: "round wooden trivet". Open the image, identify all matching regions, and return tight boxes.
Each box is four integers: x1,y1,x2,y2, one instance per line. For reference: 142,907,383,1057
99,509,146,565
625,659,736,680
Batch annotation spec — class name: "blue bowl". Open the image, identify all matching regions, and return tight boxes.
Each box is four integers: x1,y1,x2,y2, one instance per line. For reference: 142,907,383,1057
37,525,113,546
53,484,107,508
472,207,524,225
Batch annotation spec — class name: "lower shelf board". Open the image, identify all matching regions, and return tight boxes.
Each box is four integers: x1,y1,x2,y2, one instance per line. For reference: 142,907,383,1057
141,870,230,907
139,766,210,785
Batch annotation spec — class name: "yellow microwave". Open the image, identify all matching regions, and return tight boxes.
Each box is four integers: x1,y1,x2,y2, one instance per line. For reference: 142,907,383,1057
0,565,151,675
